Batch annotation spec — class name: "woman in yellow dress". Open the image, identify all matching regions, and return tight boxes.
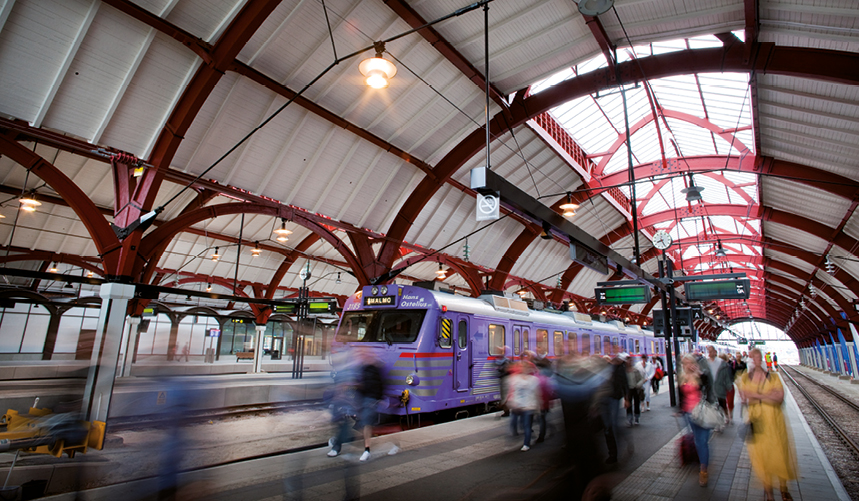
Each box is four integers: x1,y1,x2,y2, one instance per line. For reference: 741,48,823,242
738,348,798,501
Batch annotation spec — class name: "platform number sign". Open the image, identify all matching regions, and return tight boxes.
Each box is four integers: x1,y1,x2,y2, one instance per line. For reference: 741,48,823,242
476,192,500,221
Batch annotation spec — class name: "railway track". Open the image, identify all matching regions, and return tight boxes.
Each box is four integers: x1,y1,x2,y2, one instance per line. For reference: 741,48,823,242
107,398,326,431
780,366,859,461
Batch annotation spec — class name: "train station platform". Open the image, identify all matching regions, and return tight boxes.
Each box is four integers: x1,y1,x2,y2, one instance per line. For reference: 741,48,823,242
37,365,849,501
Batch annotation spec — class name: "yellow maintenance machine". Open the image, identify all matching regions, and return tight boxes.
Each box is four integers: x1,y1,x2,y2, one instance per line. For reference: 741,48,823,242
0,404,105,459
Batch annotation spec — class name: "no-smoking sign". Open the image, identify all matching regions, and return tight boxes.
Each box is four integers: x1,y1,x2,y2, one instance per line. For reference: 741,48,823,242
476,192,500,221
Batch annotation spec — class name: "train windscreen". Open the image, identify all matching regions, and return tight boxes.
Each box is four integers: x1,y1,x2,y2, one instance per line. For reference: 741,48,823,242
336,310,427,343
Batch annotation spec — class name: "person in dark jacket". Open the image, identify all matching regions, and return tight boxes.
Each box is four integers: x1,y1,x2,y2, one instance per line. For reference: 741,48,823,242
356,348,385,462
601,347,630,464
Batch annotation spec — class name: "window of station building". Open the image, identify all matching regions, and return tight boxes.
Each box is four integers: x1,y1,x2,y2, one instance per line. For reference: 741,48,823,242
488,324,505,356
536,329,548,356
513,328,521,355
594,335,601,354
553,331,564,356
137,312,174,357
581,334,590,355
177,313,221,358
0,302,51,355
56,306,100,355
458,320,467,349
221,317,255,355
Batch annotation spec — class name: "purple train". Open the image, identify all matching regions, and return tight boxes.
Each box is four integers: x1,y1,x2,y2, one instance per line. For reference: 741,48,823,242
330,284,667,417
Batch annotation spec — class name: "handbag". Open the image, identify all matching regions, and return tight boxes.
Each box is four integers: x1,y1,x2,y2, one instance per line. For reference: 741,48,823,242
737,403,754,442
654,367,664,380
690,398,724,429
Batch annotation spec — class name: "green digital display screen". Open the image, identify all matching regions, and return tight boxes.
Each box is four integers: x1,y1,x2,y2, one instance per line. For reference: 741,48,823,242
308,301,334,312
685,279,750,301
274,304,298,314
595,285,652,305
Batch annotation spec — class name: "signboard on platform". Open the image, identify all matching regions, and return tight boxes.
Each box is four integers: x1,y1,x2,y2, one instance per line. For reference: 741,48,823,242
595,285,651,305
685,279,750,301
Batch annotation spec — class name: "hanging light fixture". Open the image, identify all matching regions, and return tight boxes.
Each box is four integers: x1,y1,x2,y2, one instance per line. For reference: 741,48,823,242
87,270,94,278
206,283,212,292
19,191,40,212
252,242,261,257
435,263,446,279
274,218,292,242
681,174,704,202
336,272,342,284
49,262,58,273
359,41,397,89
714,240,727,258
559,192,579,218
517,290,527,297
574,0,614,16
211,247,220,261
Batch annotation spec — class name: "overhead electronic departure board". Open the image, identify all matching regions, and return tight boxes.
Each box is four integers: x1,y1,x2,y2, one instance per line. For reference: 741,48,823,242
595,285,652,305
685,279,750,301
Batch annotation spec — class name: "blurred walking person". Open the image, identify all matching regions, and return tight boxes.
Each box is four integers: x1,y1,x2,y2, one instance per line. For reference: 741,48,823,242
678,354,713,487
626,357,645,425
507,361,540,451
707,346,733,429
642,355,655,411
602,349,629,463
738,348,797,501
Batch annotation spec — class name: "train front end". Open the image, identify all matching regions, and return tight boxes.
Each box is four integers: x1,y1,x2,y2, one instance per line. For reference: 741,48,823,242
331,284,443,416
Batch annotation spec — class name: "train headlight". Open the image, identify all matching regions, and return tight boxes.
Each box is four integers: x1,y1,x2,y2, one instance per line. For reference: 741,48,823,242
371,286,379,295
405,373,419,386
381,285,388,295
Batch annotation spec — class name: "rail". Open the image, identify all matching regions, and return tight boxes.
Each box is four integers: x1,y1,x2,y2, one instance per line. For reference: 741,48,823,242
780,366,859,458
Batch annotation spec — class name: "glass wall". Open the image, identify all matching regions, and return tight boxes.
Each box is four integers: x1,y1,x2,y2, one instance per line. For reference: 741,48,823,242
0,303,51,354
56,306,100,354
177,313,221,356
136,313,173,355
220,318,255,355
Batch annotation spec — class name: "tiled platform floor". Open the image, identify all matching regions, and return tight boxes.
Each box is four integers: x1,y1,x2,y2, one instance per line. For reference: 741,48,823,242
612,366,850,501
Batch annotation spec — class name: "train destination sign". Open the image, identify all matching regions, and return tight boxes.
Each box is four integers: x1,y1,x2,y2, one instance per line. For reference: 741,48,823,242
685,279,750,301
364,295,396,306
595,285,652,305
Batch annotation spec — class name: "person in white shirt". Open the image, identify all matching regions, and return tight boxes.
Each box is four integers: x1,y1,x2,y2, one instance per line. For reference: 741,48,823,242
642,356,655,411
507,362,541,451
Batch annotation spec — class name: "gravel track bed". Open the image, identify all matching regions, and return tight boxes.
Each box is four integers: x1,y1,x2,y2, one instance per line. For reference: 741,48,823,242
781,367,859,501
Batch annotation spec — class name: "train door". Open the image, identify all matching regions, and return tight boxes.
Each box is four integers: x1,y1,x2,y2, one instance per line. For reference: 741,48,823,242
514,325,529,357
454,316,470,392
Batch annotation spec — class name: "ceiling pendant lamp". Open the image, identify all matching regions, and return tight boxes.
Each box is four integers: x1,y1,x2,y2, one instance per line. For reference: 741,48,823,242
359,42,397,89
211,247,220,261
20,191,41,212
252,242,261,257
559,192,579,218
274,218,292,242
435,263,447,279
49,262,58,273
206,283,212,292
681,177,704,202
575,0,614,16
714,240,727,258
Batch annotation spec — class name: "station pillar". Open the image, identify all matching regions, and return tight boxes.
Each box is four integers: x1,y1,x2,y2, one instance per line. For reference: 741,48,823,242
81,282,135,422
833,339,846,375
847,342,858,379
252,324,266,374
120,316,141,377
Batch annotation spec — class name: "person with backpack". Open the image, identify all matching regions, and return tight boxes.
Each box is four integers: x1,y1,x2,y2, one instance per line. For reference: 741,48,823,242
677,354,714,487
651,356,664,394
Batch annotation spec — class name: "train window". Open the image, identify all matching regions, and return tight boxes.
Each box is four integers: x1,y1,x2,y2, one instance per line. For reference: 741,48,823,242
634,339,640,354
438,318,452,348
336,310,426,343
536,329,548,356
523,329,530,353
568,333,577,354
513,328,521,355
650,340,655,354
458,320,467,349
489,324,505,356
553,331,564,356
581,334,590,355
336,312,373,341
594,335,601,354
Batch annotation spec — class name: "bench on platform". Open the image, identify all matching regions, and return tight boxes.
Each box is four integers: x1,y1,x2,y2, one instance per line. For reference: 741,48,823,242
236,352,254,362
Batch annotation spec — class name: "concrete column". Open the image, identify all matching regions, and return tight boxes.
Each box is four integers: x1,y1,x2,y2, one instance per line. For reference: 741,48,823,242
80,283,135,422
834,340,846,375
120,316,141,377
847,341,858,379
252,324,266,374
